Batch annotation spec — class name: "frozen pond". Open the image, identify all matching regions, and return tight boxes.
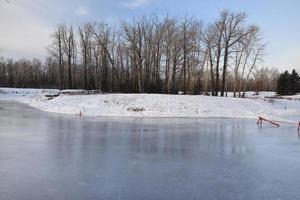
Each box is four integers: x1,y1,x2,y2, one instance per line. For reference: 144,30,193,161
0,101,300,200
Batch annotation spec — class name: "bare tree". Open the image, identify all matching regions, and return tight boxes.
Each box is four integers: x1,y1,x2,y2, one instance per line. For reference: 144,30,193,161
79,24,92,90
48,25,65,90
202,23,223,96
219,10,258,96
62,25,76,89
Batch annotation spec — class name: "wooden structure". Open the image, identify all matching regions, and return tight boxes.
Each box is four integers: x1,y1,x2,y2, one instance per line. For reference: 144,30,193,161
257,116,280,127
257,116,300,133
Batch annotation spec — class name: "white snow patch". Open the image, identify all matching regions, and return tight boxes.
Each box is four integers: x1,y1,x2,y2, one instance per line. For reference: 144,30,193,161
0,88,299,119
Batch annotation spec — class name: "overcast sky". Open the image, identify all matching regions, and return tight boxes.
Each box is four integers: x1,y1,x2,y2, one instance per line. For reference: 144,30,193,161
0,0,300,71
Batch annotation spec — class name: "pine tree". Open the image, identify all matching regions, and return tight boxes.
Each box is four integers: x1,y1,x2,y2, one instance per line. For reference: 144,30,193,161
290,69,300,94
277,70,291,95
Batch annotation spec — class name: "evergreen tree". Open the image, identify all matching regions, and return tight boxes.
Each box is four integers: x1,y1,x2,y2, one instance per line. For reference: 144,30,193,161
277,70,291,95
290,69,300,94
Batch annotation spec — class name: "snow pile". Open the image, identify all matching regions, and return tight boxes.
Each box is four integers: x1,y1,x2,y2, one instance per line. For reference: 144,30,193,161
0,88,299,119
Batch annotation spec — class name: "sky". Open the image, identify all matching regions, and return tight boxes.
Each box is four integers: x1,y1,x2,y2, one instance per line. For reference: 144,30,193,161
0,0,300,71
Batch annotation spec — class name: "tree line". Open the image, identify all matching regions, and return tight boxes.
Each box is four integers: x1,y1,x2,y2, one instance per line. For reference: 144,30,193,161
0,10,280,96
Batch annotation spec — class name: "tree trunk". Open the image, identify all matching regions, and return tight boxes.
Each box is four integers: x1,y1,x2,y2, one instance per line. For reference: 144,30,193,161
221,44,229,97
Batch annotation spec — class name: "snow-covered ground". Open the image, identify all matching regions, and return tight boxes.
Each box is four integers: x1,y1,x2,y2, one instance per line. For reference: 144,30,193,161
0,88,299,120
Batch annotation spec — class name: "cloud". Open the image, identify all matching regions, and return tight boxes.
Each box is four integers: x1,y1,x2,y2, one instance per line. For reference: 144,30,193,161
0,1,91,60
75,6,89,16
0,0,52,60
122,0,152,9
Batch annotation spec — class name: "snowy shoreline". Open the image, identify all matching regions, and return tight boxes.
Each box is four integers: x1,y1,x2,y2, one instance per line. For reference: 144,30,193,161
0,88,300,119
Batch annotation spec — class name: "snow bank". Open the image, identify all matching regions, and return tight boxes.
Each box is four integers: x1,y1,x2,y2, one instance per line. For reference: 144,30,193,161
0,88,299,119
